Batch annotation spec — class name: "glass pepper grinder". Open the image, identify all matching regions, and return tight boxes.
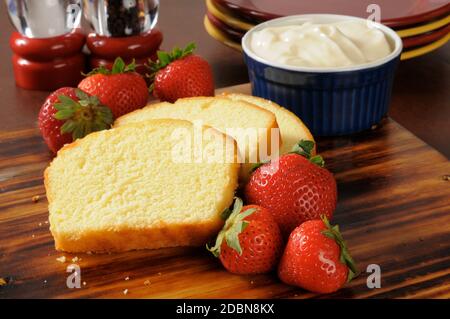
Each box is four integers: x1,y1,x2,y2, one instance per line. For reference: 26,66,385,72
84,0,162,75
6,0,86,90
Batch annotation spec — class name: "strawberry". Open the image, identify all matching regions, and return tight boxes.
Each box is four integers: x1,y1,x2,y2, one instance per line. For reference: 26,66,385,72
38,87,113,153
78,57,149,118
148,43,215,103
207,198,283,275
245,140,337,236
278,216,358,294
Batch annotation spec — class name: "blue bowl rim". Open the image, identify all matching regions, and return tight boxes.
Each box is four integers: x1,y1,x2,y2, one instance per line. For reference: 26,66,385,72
242,14,403,74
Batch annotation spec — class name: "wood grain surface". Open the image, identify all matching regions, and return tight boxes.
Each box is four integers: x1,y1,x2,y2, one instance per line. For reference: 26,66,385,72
1,84,449,299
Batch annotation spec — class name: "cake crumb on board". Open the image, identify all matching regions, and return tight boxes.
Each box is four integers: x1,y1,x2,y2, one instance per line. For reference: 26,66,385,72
56,256,67,263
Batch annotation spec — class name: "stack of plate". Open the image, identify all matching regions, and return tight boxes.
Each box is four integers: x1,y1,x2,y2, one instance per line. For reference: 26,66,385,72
204,0,450,60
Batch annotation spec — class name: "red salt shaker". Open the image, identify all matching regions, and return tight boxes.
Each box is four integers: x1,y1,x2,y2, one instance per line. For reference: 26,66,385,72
9,31,86,91
6,0,86,90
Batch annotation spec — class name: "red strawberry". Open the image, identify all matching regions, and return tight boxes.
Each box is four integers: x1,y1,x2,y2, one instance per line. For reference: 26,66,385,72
207,198,283,275
38,87,113,153
245,140,337,236
278,216,358,294
148,43,214,103
78,58,149,118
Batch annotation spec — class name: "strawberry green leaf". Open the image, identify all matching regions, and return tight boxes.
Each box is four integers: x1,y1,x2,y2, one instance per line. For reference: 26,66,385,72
157,51,171,68
60,120,76,134
112,57,125,74
233,197,243,216
147,42,197,85
322,215,330,225
206,197,255,258
82,65,110,76
171,47,182,60
321,230,335,240
347,269,356,283
84,57,136,76
206,230,225,257
320,215,359,283
183,42,196,55
333,224,340,233
225,229,242,255
240,220,250,233
54,109,75,120
75,89,89,101
73,124,84,140
52,92,113,141
250,160,269,174
235,208,256,222
78,100,90,107
299,139,315,153
123,59,136,73
148,82,155,94
290,139,326,167
88,95,100,106
310,155,325,167
55,95,79,111
220,208,232,220
290,139,313,157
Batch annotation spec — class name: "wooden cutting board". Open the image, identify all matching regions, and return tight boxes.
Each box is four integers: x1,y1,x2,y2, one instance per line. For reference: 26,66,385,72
1,84,449,299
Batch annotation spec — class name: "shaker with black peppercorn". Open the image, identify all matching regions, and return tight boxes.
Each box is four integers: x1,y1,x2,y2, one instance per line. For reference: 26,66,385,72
84,0,161,75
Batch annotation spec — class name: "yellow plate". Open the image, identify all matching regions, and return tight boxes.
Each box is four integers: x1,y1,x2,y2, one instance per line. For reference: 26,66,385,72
206,0,253,31
207,0,450,38
204,15,242,51
397,15,450,37
401,32,450,60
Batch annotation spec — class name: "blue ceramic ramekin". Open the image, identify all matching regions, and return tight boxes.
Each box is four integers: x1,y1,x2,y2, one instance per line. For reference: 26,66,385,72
242,14,403,136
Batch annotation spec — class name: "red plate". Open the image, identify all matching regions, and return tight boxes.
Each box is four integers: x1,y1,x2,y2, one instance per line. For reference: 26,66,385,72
206,6,450,51
215,0,450,28
402,23,450,48
206,11,245,41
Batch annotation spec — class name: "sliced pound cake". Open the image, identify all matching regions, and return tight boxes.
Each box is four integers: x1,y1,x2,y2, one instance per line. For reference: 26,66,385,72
114,97,281,181
221,93,315,155
45,119,239,252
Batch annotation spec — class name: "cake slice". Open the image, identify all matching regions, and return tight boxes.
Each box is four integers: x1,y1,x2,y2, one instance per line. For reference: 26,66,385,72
221,93,315,155
114,97,281,180
45,119,239,253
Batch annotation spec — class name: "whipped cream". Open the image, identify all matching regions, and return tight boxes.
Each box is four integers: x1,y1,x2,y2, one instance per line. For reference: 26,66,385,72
249,20,392,68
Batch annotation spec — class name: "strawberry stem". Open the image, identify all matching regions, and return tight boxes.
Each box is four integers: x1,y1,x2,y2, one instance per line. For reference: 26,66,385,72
320,215,359,282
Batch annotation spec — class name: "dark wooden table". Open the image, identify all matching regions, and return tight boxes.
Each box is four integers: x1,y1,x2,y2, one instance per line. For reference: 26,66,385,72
0,1,449,299
1,84,449,299
0,0,449,158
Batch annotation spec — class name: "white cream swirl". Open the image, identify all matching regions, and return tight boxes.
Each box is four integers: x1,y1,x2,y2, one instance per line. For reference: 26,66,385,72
250,20,392,68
